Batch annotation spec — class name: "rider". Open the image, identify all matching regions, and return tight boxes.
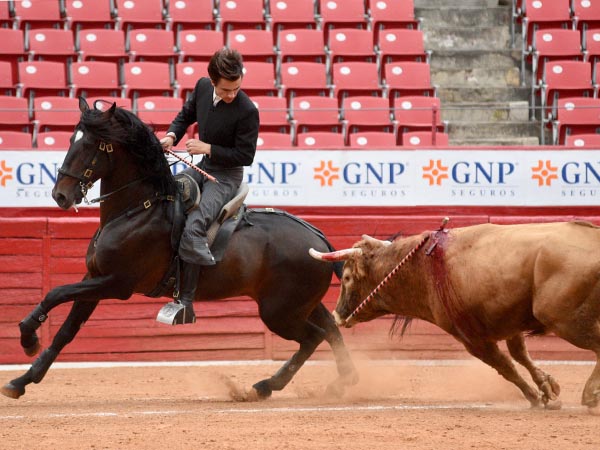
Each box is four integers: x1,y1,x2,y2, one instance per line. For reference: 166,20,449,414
159,48,260,325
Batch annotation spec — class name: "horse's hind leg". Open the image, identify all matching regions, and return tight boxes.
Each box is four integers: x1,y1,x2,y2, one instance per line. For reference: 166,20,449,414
1,300,99,399
309,303,358,397
506,334,561,409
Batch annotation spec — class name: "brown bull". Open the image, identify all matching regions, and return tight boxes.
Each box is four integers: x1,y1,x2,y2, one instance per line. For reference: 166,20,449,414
310,220,600,413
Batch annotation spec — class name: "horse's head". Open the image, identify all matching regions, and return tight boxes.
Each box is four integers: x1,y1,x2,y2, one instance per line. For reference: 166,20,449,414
52,97,117,210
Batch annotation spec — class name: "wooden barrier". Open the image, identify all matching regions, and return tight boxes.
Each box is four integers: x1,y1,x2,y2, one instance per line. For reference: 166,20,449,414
1,213,598,364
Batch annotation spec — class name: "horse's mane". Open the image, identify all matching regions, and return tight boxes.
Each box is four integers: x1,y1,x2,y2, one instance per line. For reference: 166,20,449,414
79,104,177,196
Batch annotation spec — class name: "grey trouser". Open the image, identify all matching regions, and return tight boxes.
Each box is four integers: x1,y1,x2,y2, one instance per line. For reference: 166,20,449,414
178,164,243,265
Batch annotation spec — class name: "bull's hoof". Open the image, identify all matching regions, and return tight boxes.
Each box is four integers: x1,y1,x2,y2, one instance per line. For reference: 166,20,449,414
251,380,272,399
544,398,562,410
0,382,25,399
24,340,41,357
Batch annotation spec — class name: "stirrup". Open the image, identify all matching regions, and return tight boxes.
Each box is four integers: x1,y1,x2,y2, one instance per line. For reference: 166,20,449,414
156,301,196,325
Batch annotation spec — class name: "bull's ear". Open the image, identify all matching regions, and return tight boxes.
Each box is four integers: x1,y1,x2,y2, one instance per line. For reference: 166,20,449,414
78,96,90,113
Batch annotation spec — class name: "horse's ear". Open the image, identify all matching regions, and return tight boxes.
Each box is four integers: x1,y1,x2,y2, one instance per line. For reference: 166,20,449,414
78,96,90,113
103,102,117,118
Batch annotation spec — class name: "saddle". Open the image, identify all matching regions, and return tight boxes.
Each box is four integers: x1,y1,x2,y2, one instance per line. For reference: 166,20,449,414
146,176,249,298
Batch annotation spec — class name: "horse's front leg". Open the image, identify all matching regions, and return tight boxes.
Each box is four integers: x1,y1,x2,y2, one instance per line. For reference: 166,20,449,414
18,274,130,357
2,300,99,399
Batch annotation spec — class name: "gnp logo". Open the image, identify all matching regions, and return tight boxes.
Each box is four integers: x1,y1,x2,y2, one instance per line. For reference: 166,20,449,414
532,159,600,187
422,159,516,186
0,160,13,187
313,160,406,186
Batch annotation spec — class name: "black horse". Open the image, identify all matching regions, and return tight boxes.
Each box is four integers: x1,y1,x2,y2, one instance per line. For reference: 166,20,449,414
1,98,357,400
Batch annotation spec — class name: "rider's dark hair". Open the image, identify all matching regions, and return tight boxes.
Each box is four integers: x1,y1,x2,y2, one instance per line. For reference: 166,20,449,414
207,48,244,84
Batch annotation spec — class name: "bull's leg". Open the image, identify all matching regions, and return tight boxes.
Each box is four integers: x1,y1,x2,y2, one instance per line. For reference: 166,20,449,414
463,339,543,408
506,334,561,409
1,300,99,399
309,303,359,397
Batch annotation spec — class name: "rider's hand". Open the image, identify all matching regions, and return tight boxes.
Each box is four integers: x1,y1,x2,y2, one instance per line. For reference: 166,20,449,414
185,139,211,156
160,135,174,152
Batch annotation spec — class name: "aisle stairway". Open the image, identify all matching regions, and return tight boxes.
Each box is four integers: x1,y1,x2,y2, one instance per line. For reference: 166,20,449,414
416,0,541,145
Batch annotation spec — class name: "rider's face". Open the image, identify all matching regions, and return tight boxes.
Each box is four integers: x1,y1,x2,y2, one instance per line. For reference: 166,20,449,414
212,77,242,103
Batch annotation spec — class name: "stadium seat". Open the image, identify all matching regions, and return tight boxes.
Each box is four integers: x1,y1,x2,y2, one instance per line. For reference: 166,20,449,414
573,0,600,32
347,130,397,148
250,96,289,132
17,61,69,100
290,95,341,136
35,131,73,150
401,130,450,147
331,61,384,102
257,131,293,148
279,61,332,100
76,28,127,63
369,0,420,44
0,131,33,150
0,29,26,73
584,29,600,68
341,95,394,143
0,96,31,132
135,96,183,133
277,29,326,65
218,0,266,32
175,61,209,99
0,62,17,96
113,0,166,31
127,28,176,63
63,0,115,31
296,131,345,148
564,132,600,147
69,61,123,98
240,61,279,97
551,96,600,145
177,29,224,62
121,61,174,99
376,29,430,71
0,1,11,28
522,0,572,56
226,29,276,63
13,0,64,30
32,96,81,133
316,0,368,44
167,0,216,32
383,61,436,99
326,28,376,66
267,0,317,42
392,96,446,144
26,28,76,64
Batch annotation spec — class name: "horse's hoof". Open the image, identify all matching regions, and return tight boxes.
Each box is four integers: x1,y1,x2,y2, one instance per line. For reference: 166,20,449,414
24,340,41,357
325,382,345,398
0,382,25,399
251,380,272,399
544,398,562,410
588,405,600,416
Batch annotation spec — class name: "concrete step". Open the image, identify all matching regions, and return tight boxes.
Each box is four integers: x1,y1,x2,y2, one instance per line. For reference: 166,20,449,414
442,101,529,122
449,136,540,146
437,86,530,103
424,26,511,51
416,6,509,28
432,66,520,87
429,49,522,73
447,121,540,140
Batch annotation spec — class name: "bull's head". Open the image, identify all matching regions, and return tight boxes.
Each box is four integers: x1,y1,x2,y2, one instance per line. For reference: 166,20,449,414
309,235,392,328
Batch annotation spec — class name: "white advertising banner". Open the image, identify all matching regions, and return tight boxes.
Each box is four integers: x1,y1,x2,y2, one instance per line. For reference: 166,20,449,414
1,149,600,207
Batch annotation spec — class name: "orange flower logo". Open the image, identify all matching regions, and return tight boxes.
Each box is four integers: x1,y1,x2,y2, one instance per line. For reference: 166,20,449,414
313,160,340,187
0,160,13,187
531,160,558,186
422,159,448,186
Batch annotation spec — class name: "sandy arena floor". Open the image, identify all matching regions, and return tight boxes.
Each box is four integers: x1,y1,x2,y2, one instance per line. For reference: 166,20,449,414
1,359,599,450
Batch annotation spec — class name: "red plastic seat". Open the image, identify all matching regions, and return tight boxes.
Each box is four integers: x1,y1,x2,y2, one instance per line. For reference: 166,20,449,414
0,62,17,96
114,0,166,30
227,29,276,63
257,131,293,148
13,0,64,29
17,61,69,99
168,0,216,31
77,29,127,63
127,28,176,62
267,0,316,41
32,96,81,133
26,28,76,64
573,0,600,31
383,61,436,99
0,1,11,28
348,131,397,148
279,62,332,99
250,95,289,132
290,95,340,135
296,131,345,148
177,29,224,62
369,0,419,44
0,96,31,132
401,130,449,147
69,61,122,98
317,0,367,44
564,132,600,147
218,0,266,31
35,131,73,150
584,29,600,67
0,29,26,72
331,61,384,102
121,61,174,99
522,0,572,52
277,29,326,64
327,28,376,65
64,0,115,31
0,131,33,150
376,29,429,71
240,61,279,96
135,96,183,133
552,96,600,144
341,95,394,143
392,96,446,144
175,61,209,99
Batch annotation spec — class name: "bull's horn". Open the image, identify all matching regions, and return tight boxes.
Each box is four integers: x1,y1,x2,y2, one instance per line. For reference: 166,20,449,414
309,247,362,262
361,234,392,246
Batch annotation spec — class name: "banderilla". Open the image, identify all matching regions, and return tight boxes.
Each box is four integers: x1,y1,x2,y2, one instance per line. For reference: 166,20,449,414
163,147,218,183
